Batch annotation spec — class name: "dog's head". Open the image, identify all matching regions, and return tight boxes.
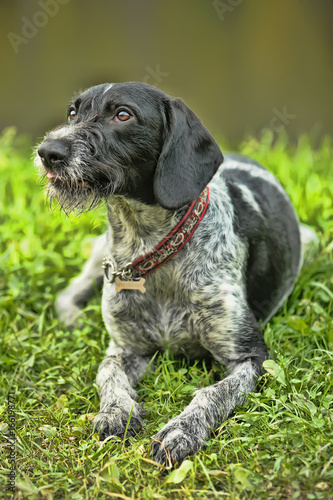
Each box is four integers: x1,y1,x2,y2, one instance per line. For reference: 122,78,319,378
35,82,223,213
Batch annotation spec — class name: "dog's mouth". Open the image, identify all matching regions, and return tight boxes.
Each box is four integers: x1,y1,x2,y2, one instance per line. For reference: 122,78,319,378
41,168,100,215
45,171,92,189
36,147,125,214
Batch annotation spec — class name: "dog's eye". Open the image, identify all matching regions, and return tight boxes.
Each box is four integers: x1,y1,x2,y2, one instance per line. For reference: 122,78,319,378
114,111,131,123
68,109,76,122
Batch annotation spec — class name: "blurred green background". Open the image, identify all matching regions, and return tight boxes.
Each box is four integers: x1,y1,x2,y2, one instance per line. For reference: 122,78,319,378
1,0,333,145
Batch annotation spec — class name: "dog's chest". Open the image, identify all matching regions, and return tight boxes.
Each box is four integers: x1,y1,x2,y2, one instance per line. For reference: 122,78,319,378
101,261,212,357
101,189,244,358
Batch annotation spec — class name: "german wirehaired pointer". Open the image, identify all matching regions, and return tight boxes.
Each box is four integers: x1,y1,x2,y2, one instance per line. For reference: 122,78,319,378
35,82,305,467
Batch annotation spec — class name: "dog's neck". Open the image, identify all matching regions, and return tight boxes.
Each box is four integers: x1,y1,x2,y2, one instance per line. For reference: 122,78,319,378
106,195,186,265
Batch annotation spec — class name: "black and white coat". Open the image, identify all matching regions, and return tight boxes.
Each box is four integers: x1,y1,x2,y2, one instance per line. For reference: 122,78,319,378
36,82,302,466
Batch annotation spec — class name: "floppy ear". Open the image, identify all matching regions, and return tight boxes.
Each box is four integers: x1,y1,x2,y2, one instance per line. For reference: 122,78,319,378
153,98,223,210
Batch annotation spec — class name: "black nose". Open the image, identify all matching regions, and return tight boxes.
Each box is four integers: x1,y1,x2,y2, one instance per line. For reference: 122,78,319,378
38,140,69,169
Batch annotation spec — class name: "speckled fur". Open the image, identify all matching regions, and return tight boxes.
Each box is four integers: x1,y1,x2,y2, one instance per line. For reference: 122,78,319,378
36,82,303,467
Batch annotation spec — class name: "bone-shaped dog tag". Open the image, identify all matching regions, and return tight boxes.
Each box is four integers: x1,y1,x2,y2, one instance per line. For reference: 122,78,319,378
115,277,146,294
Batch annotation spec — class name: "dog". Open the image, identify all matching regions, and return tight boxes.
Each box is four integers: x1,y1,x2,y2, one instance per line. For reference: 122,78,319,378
35,81,304,467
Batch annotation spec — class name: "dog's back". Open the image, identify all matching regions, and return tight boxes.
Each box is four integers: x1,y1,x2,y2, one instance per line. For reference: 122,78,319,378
215,153,301,323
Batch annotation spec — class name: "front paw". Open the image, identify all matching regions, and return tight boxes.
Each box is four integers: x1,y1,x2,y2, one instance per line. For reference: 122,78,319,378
150,417,206,467
93,404,142,441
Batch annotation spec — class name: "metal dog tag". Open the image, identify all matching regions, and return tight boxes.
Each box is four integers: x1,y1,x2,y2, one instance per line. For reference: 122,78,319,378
115,277,146,294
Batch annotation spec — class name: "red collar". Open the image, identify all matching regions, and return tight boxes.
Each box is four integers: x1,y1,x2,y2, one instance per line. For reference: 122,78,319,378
103,187,209,289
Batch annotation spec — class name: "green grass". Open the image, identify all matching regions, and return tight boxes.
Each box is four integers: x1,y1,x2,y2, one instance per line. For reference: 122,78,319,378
0,127,332,499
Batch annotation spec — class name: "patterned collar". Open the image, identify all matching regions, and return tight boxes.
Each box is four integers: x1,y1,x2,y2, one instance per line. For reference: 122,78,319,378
103,187,209,293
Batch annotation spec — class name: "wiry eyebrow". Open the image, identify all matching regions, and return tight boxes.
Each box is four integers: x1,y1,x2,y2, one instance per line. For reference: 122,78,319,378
69,96,94,114
102,99,140,117
67,97,81,113
74,97,82,108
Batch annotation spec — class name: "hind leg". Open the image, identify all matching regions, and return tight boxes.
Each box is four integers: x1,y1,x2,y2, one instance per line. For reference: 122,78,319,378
56,233,105,326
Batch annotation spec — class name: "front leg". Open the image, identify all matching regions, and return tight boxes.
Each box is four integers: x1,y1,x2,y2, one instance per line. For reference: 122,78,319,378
151,301,268,466
94,341,153,441
151,358,262,466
